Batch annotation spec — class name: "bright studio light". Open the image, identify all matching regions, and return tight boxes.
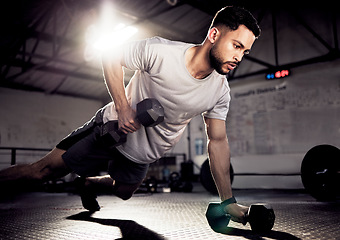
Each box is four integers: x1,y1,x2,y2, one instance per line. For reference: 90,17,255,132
84,1,138,61
93,23,138,51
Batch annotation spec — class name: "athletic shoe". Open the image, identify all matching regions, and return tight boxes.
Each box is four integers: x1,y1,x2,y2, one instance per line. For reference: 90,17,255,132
74,177,100,212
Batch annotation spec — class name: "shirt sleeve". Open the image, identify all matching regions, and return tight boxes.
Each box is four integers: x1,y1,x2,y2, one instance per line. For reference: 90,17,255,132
122,38,156,72
202,79,231,121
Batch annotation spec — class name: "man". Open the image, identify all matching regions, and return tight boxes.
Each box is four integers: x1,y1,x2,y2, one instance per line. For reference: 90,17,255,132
0,6,260,224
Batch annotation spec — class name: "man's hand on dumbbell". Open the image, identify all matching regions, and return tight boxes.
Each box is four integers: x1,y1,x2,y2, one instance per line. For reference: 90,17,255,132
224,203,249,224
206,197,275,233
117,105,141,134
100,98,164,148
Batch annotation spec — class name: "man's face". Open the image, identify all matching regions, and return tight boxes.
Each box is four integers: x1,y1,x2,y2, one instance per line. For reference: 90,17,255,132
209,25,256,75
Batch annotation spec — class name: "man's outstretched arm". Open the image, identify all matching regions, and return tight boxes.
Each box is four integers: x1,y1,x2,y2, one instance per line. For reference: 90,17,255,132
204,117,248,223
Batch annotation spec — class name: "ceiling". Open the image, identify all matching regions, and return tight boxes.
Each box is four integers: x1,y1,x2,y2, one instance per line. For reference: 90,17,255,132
1,0,339,103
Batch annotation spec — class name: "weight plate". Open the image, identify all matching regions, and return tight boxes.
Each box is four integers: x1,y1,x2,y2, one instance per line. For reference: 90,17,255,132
200,159,234,195
301,144,340,201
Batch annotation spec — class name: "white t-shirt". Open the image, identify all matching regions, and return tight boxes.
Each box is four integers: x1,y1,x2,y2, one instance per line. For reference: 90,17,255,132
103,37,230,164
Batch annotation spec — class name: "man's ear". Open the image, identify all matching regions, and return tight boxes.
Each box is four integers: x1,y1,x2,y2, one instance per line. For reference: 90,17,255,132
207,27,220,43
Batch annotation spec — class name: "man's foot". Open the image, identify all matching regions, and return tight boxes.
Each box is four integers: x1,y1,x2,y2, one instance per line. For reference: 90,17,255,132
74,177,100,212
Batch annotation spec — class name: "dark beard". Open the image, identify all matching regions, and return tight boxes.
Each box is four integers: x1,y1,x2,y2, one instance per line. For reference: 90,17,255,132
209,46,228,75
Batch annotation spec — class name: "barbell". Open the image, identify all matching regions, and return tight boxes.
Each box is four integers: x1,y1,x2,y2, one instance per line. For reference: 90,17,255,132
200,144,340,201
200,159,234,195
301,144,340,201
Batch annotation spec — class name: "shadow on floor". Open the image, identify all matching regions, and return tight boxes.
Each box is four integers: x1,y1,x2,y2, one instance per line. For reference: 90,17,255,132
215,226,301,240
66,211,165,240
67,211,301,240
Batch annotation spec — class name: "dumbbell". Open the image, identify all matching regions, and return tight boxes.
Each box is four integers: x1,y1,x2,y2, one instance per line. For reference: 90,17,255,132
206,202,275,233
245,203,275,232
206,202,231,233
100,98,164,148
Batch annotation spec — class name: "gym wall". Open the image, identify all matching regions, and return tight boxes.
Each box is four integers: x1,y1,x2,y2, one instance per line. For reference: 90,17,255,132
228,60,340,157
0,88,103,170
227,60,340,189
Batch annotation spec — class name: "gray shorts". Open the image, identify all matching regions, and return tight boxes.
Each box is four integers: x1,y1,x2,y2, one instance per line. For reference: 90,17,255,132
56,110,149,184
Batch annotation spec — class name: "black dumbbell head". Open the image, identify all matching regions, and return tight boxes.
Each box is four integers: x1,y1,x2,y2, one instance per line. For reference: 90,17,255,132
136,98,164,127
248,204,275,232
100,121,127,147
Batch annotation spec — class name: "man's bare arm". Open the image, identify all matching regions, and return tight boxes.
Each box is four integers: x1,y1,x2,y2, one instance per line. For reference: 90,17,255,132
101,53,140,134
204,117,232,200
204,117,248,223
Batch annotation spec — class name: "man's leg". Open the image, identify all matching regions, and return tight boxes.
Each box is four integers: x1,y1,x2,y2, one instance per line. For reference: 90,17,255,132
86,175,142,200
75,174,142,211
0,147,71,185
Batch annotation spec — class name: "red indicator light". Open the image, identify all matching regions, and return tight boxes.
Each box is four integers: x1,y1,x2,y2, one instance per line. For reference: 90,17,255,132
275,71,281,78
266,69,290,80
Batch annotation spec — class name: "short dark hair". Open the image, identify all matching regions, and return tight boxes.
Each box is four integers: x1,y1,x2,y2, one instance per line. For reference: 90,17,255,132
211,6,261,38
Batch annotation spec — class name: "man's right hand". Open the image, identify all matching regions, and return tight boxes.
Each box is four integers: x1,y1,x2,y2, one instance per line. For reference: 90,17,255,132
224,203,249,224
117,105,141,134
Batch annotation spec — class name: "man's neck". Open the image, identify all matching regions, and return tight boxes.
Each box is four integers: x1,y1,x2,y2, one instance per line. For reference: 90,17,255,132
185,44,214,79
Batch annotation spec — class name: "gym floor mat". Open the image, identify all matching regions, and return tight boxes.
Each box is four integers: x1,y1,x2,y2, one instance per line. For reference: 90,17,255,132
0,185,339,239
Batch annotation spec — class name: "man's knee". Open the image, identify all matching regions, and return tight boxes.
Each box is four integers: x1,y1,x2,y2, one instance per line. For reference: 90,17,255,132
115,190,133,201
113,182,140,201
